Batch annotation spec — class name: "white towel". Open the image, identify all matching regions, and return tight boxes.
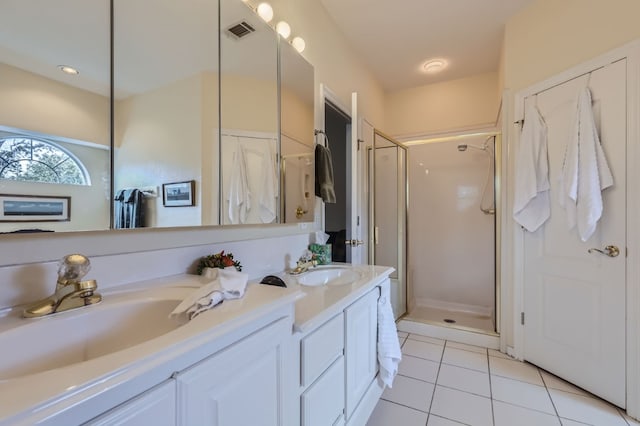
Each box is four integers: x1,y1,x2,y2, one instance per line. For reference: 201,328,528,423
228,142,251,224
559,87,614,242
259,143,278,223
377,285,401,388
513,102,551,232
169,268,249,320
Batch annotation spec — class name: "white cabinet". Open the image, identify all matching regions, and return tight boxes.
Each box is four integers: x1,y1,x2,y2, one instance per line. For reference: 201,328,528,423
345,287,379,420
176,317,292,426
85,380,176,426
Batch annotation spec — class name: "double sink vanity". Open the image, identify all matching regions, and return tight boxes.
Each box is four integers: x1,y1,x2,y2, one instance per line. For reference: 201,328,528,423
0,263,393,426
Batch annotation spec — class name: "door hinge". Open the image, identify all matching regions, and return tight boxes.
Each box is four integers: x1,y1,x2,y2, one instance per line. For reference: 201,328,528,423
357,215,360,226
357,138,364,151
521,312,525,325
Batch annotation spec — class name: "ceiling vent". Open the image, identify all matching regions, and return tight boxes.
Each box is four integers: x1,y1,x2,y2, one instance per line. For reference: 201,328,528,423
226,21,256,39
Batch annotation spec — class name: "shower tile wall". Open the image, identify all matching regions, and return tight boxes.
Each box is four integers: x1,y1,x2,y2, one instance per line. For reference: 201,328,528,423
408,136,495,318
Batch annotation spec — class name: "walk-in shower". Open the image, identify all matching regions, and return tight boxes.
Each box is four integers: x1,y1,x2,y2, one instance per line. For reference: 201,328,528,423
400,133,499,337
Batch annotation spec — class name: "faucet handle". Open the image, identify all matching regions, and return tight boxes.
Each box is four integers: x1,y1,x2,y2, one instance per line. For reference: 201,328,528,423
58,254,91,283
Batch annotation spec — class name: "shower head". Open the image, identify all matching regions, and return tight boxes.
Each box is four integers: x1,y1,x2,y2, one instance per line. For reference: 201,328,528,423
457,144,468,152
458,143,487,152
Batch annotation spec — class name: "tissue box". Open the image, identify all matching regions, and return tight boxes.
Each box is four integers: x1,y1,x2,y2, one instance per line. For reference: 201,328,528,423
309,243,332,265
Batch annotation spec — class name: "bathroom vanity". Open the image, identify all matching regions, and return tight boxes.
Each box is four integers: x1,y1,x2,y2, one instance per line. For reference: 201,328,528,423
0,264,393,426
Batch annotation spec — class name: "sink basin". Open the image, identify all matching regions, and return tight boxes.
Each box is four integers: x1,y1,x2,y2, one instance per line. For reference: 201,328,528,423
0,286,192,380
296,266,362,287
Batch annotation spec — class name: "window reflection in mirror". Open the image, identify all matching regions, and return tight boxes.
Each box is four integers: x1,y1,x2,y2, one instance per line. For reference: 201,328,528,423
113,0,219,228
220,0,279,225
0,0,110,233
279,38,315,223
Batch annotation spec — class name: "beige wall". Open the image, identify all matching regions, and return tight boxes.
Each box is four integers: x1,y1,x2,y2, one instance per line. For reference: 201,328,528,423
276,0,386,127
503,0,640,91
0,63,109,147
385,72,500,139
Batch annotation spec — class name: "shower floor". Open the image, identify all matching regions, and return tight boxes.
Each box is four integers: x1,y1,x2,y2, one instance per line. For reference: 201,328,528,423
404,305,494,333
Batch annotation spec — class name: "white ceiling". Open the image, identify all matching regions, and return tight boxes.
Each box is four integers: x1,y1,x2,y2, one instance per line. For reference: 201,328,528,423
319,0,535,91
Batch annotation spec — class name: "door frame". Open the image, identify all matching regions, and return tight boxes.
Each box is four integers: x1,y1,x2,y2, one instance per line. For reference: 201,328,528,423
509,40,640,418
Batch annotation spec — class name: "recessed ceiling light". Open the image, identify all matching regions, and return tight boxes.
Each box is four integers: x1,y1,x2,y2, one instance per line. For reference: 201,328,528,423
58,65,79,75
422,59,447,74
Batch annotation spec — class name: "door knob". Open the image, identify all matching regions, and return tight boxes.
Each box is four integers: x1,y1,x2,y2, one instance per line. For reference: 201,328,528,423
588,245,620,257
345,239,364,247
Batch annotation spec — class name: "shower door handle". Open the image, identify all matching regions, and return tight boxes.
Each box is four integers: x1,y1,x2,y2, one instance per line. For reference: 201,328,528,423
588,245,620,257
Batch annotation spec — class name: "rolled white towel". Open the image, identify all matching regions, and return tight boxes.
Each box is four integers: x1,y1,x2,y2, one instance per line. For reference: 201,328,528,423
169,267,249,320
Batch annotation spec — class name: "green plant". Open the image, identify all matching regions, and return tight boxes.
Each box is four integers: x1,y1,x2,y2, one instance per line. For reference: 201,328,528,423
197,250,242,275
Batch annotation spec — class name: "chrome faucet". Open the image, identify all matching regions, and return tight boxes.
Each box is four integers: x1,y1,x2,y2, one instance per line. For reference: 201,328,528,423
289,251,318,275
23,254,102,318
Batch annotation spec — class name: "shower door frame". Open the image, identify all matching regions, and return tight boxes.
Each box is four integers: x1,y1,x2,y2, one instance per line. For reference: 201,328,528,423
399,131,502,337
369,129,408,319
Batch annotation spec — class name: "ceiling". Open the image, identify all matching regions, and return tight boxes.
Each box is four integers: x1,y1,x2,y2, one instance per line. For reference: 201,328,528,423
319,0,535,91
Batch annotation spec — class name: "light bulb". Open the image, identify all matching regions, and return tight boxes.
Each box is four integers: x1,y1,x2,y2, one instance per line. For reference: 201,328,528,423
292,36,305,53
276,21,291,39
257,3,273,22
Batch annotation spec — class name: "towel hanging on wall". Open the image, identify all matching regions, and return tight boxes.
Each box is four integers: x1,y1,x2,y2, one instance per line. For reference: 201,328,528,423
227,143,251,224
513,101,550,232
259,143,278,223
559,87,614,242
314,143,336,203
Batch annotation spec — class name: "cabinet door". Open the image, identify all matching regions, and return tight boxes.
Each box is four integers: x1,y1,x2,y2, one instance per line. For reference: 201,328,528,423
176,318,291,426
85,380,176,426
344,287,379,419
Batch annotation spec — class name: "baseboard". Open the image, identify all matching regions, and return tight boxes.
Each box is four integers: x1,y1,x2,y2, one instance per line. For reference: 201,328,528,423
397,319,500,349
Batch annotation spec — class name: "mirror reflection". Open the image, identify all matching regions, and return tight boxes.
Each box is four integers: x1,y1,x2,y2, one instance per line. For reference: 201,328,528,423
0,0,110,233
220,0,279,225
280,38,315,223
113,0,220,228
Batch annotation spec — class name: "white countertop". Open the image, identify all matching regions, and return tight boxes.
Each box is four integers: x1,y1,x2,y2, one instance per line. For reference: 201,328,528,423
0,263,393,424
0,274,300,425
284,264,394,333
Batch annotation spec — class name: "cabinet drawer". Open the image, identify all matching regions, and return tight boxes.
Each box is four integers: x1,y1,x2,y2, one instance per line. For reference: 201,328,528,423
301,356,345,426
301,312,344,386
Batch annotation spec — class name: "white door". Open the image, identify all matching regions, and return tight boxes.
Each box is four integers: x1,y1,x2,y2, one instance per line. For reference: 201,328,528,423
349,92,365,264
522,59,626,407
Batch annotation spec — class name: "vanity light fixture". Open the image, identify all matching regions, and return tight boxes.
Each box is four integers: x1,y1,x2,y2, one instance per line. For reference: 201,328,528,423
292,36,306,53
58,65,79,75
257,2,274,22
276,21,291,39
422,59,447,74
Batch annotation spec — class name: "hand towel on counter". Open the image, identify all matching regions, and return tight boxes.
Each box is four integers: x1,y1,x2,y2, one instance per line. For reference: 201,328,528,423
377,284,401,388
228,143,251,224
259,144,278,224
559,87,614,242
169,268,249,320
314,144,336,203
512,102,551,232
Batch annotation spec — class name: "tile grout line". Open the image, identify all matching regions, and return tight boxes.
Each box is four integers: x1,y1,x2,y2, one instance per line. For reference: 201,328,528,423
538,367,563,425
425,340,448,425
487,349,496,426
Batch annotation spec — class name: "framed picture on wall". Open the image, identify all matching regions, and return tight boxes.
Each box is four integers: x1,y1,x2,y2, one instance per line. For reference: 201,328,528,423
162,180,195,207
0,194,71,222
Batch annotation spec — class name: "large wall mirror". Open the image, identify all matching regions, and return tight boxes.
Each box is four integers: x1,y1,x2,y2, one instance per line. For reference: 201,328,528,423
0,0,315,234
0,0,111,233
280,37,315,223
113,0,220,229
220,0,279,225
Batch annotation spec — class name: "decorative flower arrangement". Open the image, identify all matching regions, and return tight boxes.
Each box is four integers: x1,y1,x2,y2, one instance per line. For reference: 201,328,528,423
197,250,242,275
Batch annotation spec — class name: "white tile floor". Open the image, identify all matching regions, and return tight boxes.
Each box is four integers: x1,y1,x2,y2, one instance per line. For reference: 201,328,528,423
367,332,638,426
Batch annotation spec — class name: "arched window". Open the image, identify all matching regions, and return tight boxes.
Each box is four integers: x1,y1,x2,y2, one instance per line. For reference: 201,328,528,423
0,137,89,185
